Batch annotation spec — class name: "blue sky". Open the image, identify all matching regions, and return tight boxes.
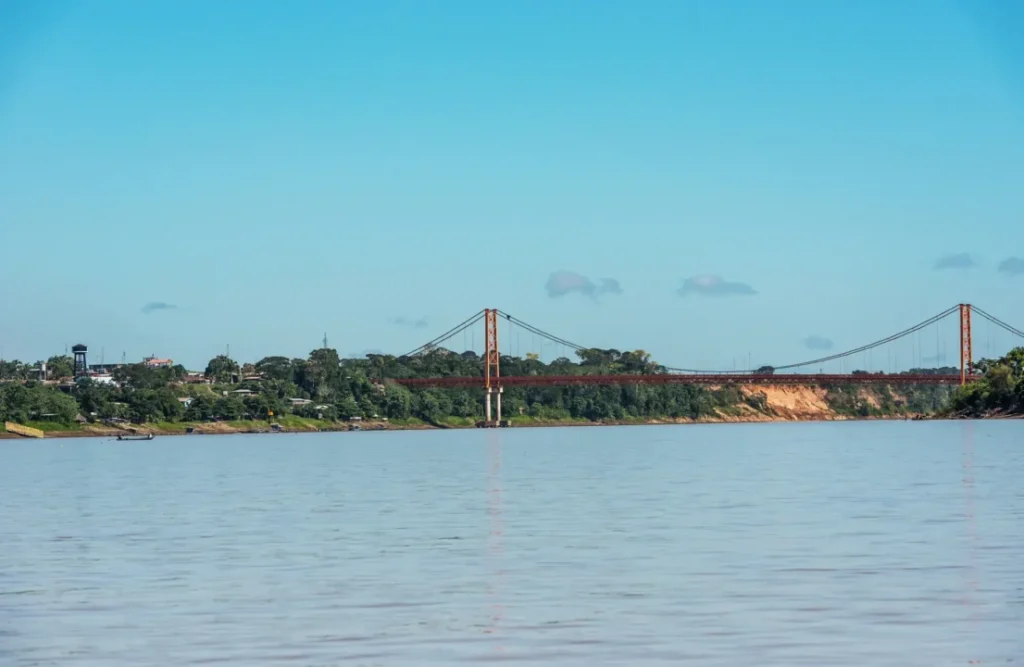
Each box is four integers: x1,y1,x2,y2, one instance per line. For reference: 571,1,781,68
2,0,1023,371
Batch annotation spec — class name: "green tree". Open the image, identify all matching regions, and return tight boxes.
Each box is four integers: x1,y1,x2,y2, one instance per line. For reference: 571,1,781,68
46,355,74,379
243,394,282,421
0,360,28,381
255,356,294,382
0,383,80,424
414,389,452,424
382,383,413,419
113,364,162,390
306,348,342,400
205,355,240,383
124,388,182,423
184,394,217,421
948,346,1024,416
74,378,116,420
213,396,246,420
335,395,361,420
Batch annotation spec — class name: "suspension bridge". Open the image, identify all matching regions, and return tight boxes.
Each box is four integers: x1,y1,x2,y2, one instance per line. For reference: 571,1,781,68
389,304,1023,424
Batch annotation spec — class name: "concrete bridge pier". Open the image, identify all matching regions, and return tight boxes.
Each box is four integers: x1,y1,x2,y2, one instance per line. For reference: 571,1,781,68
484,386,504,426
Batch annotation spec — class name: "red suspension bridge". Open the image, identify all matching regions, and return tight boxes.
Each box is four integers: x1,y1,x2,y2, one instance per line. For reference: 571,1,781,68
389,304,1024,421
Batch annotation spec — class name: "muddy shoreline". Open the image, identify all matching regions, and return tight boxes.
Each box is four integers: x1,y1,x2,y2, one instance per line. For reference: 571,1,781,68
2,412,958,440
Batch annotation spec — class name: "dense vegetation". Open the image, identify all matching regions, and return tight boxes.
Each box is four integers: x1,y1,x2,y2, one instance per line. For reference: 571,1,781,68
0,346,963,431
947,347,1024,417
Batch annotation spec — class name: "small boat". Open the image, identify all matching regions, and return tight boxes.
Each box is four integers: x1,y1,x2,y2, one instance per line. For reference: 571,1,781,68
117,433,155,441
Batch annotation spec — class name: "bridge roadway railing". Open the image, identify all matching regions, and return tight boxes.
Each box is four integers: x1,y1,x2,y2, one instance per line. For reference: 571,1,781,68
390,373,973,389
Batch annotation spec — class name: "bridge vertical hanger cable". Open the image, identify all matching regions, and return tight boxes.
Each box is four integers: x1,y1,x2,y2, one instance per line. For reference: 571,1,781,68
970,306,1024,339
497,305,964,375
769,305,960,372
398,303,1021,389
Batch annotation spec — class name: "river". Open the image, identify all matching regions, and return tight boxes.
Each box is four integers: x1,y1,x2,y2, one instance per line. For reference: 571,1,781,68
1,421,1021,665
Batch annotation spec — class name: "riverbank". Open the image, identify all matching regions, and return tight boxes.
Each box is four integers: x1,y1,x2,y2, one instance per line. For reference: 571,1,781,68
2,411,942,440
2,384,975,440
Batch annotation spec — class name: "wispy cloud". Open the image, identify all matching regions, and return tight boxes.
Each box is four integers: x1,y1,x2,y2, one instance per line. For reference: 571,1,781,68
545,271,623,299
997,257,1024,276
803,335,834,351
141,301,177,314
390,316,429,329
677,275,756,297
933,253,977,270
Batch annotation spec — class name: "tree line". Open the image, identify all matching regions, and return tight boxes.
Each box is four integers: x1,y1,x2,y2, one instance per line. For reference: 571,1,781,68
947,347,1024,417
0,345,970,428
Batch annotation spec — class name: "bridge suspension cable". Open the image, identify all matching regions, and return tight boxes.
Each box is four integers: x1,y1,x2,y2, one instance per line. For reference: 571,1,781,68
500,306,966,375
769,305,960,371
970,306,1024,340
400,309,485,358
496,310,587,354
499,310,750,373
401,303,1019,375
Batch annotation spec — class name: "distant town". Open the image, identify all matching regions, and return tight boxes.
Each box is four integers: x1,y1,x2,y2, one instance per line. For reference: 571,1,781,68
19,344,199,387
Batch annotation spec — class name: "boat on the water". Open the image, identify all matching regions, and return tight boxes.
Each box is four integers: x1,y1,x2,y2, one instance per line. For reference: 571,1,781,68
117,433,155,441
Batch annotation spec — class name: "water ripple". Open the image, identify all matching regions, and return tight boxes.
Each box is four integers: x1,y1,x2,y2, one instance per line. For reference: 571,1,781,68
1,421,1022,665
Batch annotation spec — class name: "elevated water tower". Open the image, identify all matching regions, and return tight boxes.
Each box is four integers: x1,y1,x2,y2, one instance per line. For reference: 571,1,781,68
72,344,88,377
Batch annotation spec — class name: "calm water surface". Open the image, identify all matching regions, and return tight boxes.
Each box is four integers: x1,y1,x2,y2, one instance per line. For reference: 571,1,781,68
1,421,1022,665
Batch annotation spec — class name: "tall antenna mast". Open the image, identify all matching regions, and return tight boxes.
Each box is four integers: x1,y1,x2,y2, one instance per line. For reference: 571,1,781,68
323,332,328,349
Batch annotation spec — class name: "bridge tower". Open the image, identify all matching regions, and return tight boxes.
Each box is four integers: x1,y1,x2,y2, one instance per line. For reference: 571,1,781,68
484,308,502,424
959,303,973,385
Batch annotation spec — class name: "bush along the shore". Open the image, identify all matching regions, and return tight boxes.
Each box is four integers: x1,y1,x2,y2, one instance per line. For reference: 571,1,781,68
1,347,959,429
946,347,1024,417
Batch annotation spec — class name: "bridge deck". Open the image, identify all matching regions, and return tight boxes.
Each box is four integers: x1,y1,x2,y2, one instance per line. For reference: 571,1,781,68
391,373,972,388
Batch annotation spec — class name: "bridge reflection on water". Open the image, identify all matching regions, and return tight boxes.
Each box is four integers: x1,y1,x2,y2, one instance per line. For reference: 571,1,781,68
485,431,506,655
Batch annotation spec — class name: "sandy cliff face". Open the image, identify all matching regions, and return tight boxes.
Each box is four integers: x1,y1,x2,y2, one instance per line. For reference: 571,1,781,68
644,384,875,425
741,385,838,421
725,383,936,423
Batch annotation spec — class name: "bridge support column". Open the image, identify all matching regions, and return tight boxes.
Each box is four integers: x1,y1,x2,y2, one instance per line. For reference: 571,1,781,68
483,308,502,425
484,386,503,425
960,303,973,385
